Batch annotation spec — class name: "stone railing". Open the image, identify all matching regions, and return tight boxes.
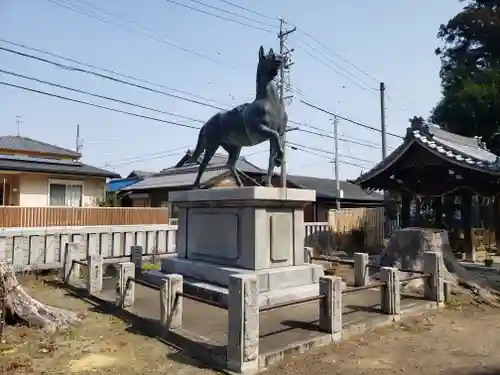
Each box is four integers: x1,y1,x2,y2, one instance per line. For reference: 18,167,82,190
0,224,177,271
73,250,447,373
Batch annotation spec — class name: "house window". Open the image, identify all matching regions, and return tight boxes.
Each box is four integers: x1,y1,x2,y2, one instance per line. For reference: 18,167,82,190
49,182,83,207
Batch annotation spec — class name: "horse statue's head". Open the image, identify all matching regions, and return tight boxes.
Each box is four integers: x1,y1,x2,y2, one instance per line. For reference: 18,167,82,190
257,45,283,84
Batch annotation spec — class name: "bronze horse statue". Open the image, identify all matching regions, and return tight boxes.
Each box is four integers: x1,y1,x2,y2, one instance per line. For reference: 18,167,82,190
188,45,288,188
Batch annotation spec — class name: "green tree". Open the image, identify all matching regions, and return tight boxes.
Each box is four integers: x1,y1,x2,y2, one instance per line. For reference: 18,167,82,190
431,0,500,152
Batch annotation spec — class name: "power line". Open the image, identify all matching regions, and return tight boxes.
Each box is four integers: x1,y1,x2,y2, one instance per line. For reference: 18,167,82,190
215,0,277,22
300,99,404,140
0,79,380,170
286,141,373,164
102,147,189,167
183,0,276,28
0,46,227,110
161,0,274,33
0,80,201,130
45,0,225,66
287,143,369,170
0,38,232,108
295,121,388,149
1,57,395,151
293,25,380,84
296,127,393,151
0,40,388,149
291,40,375,92
3,68,385,151
0,69,206,125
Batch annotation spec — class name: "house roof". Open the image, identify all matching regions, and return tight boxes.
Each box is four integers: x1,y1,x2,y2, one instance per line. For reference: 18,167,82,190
287,174,383,202
0,135,81,158
123,166,230,191
354,117,500,187
0,154,120,178
172,150,263,174
107,177,141,192
127,170,156,179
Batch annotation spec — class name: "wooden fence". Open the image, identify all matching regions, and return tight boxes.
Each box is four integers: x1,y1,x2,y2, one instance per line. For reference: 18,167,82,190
328,207,385,252
0,206,169,228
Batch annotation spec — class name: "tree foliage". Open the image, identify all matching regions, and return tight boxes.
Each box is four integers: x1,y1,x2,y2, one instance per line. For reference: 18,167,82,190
431,0,500,152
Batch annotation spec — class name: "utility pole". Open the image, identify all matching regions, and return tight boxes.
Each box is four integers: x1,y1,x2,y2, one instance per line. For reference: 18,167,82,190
15,115,22,136
380,82,387,159
379,82,390,236
75,124,83,155
278,18,296,188
333,116,341,209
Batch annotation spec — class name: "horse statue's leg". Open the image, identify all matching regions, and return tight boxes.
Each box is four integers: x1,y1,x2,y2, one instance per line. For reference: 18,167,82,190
223,144,243,187
192,144,218,188
265,139,277,187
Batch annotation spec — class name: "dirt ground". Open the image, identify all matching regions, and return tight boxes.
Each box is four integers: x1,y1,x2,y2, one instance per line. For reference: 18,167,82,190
2,278,500,375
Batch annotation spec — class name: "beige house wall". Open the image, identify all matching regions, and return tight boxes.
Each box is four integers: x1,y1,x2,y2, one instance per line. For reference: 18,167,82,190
17,174,105,207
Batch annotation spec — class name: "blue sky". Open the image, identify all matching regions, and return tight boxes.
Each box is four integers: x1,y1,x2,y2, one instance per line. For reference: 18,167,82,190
1,0,464,180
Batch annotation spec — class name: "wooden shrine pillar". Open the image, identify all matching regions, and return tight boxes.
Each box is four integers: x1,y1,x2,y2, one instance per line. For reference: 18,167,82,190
401,192,412,228
461,191,475,262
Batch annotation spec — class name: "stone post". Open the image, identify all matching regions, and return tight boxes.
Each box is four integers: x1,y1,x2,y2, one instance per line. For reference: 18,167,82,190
86,253,103,296
379,267,400,315
130,245,143,277
63,242,79,284
319,276,343,341
160,274,183,329
227,274,259,374
304,246,313,263
423,252,444,304
116,262,135,308
353,252,369,287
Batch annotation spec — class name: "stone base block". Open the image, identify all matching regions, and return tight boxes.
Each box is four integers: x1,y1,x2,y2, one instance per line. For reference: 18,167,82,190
160,255,324,293
143,270,322,308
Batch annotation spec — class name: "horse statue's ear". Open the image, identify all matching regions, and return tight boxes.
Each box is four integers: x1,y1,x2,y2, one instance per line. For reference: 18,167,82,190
268,48,274,56
259,46,265,60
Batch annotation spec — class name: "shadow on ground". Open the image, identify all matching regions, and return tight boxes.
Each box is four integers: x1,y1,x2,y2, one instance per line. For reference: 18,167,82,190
44,279,232,374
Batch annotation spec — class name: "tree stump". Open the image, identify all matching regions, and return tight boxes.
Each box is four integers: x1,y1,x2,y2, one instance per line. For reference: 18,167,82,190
372,228,500,305
0,262,81,333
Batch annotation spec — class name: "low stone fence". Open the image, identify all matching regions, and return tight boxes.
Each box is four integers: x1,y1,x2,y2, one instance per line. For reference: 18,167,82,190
68,247,447,374
0,224,177,271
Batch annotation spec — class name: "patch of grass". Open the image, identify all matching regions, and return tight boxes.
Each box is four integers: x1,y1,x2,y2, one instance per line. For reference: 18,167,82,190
141,263,160,271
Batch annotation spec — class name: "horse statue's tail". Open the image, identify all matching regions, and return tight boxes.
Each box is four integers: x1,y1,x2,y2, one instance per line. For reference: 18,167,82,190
188,126,206,164
187,112,223,164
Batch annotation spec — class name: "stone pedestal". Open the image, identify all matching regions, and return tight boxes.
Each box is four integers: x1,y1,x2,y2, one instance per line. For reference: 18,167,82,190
158,187,324,307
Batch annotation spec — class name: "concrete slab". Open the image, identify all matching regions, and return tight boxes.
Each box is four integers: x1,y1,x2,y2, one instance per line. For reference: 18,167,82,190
169,187,316,203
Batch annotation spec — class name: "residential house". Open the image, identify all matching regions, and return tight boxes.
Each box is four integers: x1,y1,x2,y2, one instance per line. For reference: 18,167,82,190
282,174,383,222
0,135,120,207
119,149,383,220
119,150,264,208
106,170,157,207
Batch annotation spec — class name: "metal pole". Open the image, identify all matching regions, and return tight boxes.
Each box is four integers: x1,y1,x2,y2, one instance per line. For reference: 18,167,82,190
76,124,81,154
333,116,340,209
380,81,389,236
380,82,387,159
279,19,287,188
278,19,296,188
